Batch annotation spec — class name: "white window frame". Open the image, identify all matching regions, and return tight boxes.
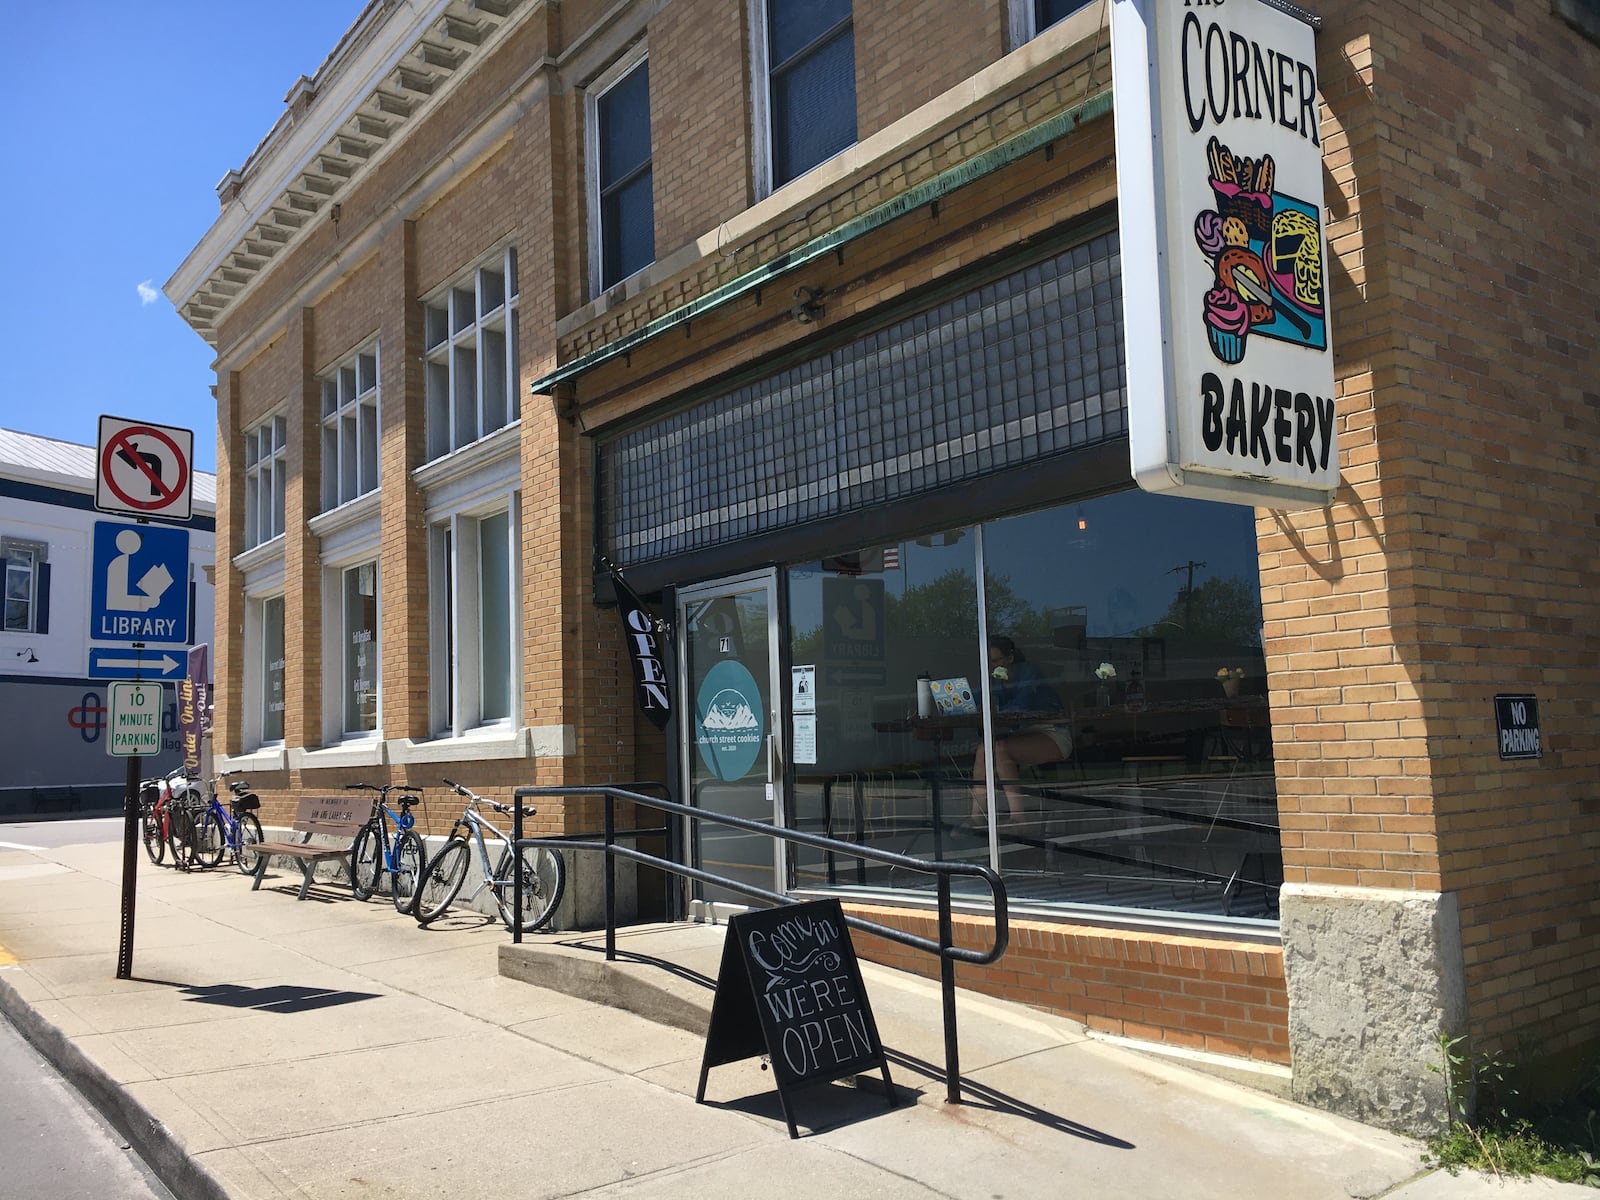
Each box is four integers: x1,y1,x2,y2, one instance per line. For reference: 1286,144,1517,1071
423,247,520,462
586,45,654,296
242,414,287,550
242,593,287,748
2,536,46,634
748,0,856,199
320,342,381,511
332,560,381,740
428,493,521,739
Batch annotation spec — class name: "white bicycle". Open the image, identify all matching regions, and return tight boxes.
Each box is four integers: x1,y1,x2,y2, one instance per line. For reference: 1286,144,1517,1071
414,779,565,931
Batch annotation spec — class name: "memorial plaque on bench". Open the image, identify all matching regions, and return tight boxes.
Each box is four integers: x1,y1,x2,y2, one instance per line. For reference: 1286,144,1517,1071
695,898,894,1138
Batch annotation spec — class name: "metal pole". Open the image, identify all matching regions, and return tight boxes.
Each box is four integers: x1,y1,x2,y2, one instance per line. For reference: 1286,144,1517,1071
604,793,616,961
512,795,523,945
938,872,961,1103
115,754,140,979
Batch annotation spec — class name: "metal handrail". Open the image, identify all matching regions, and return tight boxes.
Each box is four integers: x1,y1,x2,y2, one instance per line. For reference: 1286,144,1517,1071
511,783,1009,1103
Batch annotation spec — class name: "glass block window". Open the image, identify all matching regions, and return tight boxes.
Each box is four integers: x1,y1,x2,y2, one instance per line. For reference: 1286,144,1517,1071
242,415,287,550
600,231,1125,568
424,248,520,461
320,343,380,511
764,0,856,190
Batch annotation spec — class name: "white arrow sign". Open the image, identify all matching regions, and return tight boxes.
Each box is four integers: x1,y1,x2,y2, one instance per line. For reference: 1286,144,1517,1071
96,654,180,673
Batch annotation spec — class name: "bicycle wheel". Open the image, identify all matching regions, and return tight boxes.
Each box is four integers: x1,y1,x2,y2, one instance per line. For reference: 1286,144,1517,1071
351,822,382,899
193,809,227,868
141,803,166,867
391,830,426,915
414,838,471,925
493,845,565,932
234,812,265,876
167,806,195,871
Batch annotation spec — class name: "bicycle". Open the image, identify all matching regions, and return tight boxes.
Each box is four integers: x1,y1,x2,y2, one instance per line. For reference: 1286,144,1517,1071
414,778,565,932
345,783,427,914
189,774,266,876
138,766,195,868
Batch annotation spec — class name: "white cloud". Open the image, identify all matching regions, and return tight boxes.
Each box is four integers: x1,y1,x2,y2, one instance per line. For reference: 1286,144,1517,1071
136,280,159,306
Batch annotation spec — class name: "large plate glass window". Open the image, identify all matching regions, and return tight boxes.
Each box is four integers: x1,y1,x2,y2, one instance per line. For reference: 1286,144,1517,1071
785,491,1277,925
242,415,287,550
760,0,856,191
591,53,654,291
342,561,380,735
429,504,518,736
262,595,285,744
320,343,380,511
424,248,520,461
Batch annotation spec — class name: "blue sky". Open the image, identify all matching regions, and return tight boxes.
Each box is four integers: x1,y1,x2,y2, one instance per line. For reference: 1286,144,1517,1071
1,2,369,474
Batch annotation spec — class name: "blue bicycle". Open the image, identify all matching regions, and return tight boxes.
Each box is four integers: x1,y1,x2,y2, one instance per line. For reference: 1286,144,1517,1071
189,773,264,875
346,783,426,913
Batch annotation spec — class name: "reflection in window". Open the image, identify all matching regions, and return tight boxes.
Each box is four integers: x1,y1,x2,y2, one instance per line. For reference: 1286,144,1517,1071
764,0,856,189
786,490,1279,924
343,562,379,734
262,595,285,743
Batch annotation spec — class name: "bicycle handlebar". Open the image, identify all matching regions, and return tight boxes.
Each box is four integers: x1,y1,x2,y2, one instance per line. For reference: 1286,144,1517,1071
441,778,534,818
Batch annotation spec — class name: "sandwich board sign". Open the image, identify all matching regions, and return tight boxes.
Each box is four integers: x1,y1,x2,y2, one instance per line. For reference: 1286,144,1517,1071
96,414,194,522
695,899,894,1138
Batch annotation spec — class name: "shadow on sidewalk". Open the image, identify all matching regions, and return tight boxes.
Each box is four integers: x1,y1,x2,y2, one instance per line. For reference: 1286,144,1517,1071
130,978,381,1015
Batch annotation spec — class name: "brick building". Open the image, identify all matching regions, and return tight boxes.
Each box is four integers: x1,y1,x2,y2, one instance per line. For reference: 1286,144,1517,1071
166,0,1600,1133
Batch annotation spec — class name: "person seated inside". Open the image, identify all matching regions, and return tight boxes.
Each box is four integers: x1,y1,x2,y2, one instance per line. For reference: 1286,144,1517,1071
968,635,1073,829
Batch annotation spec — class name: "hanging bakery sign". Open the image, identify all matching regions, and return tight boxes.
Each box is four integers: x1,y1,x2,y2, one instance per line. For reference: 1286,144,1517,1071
1113,0,1337,509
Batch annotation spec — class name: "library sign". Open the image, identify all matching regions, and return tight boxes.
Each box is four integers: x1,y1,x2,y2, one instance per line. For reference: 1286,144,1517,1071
1113,0,1338,509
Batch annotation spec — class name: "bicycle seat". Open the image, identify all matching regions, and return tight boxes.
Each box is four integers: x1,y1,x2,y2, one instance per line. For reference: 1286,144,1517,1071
397,795,419,809
229,780,252,795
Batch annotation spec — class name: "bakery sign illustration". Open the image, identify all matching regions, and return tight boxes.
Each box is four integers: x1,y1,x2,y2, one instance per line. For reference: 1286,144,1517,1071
1113,0,1339,510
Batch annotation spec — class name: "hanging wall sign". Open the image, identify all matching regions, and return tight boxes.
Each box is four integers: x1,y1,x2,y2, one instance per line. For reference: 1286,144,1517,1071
1113,0,1337,509
695,899,894,1138
605,560,672,731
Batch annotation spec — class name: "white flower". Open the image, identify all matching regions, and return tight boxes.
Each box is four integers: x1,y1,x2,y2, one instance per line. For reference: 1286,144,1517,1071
1094,662,1116,680
992,666,1010,682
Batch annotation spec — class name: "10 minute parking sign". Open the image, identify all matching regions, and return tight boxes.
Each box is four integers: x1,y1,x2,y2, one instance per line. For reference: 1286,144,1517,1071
108,682,164,757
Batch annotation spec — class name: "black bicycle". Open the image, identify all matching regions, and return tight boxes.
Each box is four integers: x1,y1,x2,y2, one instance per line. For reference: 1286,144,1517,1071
345,783,427,914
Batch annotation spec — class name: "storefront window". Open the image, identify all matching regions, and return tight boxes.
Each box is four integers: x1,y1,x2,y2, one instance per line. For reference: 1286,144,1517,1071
786,488,1278,923
343,562,379,734
262,596,285,744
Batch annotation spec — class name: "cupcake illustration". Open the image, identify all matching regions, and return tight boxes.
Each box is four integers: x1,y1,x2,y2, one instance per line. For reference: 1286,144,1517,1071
1203,285,1250,365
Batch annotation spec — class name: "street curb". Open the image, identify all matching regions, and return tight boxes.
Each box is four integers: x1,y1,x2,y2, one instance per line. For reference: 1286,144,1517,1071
0,972,230,1200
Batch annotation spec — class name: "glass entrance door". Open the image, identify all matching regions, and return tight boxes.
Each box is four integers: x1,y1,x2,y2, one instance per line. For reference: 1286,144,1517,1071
678,570,783,906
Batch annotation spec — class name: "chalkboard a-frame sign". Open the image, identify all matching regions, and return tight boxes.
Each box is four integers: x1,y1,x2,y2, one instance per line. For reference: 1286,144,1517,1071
695,898,895,1138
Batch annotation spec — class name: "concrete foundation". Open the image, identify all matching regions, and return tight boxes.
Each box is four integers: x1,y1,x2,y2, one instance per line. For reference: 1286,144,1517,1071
1280,883,1467,1136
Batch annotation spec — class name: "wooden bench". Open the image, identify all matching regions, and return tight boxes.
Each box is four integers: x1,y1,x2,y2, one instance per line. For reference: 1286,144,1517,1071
251,796,368,900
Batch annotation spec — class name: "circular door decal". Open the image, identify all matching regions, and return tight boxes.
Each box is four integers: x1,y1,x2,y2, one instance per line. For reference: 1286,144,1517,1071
695,660,764,781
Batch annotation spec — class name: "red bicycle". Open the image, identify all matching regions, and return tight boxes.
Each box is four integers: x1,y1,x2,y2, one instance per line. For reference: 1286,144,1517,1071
139,767,197,868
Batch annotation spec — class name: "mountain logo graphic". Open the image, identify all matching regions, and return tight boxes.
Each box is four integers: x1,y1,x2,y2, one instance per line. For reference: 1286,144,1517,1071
702,690,758,731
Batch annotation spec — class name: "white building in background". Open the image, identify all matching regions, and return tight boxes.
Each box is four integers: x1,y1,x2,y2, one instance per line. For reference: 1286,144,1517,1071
0,428,215,815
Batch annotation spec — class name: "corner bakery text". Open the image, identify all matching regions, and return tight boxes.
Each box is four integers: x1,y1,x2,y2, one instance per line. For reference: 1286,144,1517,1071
1200,371,1334,472
1181,12,1320,147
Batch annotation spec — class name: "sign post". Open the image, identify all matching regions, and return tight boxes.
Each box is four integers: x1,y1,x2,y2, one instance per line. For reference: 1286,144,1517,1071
696,899,895,1137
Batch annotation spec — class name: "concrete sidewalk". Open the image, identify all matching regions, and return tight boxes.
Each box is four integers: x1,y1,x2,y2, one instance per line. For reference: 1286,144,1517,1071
0,832,1588,1200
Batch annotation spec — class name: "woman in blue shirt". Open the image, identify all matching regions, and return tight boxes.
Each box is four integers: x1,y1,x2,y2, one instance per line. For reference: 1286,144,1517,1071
968,636,1073,828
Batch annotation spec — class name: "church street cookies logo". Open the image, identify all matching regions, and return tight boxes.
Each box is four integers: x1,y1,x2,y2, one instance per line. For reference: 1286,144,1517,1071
695,660,765,781
1195,136,1326,364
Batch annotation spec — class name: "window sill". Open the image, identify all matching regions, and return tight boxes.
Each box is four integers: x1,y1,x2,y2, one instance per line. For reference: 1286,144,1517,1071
290,739,388,770
387,723,574,763
412,422,522,505
217,746,287,774
307,490,382,538
233,537,285,574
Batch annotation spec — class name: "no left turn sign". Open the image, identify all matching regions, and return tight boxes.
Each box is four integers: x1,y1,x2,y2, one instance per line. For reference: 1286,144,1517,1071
96,414,194,521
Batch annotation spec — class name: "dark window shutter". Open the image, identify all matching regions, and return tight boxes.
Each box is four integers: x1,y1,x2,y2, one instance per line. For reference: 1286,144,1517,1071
36,562,50,634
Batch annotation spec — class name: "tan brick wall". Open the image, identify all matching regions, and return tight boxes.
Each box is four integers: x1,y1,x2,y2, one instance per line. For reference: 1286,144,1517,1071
1264,0,1600,1065
281,310,322,750
855,0,1004,142
212,372,243,758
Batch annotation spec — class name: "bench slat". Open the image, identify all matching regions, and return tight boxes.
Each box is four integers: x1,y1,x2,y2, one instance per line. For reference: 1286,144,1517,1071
252,796,369,901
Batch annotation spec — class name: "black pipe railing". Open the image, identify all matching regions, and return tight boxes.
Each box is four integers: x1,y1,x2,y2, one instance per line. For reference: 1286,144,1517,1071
511,783,1009,1104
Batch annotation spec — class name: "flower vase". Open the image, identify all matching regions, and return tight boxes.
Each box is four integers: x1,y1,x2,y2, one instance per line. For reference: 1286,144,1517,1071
1222,678,1241,698
1095,685,1111,708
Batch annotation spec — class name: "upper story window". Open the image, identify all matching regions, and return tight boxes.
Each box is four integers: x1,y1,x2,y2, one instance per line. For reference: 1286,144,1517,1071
591,53,655,292
759,0,856,192
1011,0,1095,47
2,537,49,634
424,248,520,462
242,415,287,550
321,344,380,511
